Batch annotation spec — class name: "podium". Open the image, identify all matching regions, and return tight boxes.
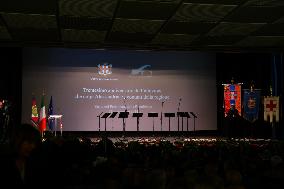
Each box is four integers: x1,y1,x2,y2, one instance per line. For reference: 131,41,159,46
164,113,175,131
48,115,63,137
177,112,190,132
133,113,143,131
109,112,118,131
177,112,183,131
118,111,129,132
190,112,197,133
184,112,190,131
102,113,111,131
148,113,158,131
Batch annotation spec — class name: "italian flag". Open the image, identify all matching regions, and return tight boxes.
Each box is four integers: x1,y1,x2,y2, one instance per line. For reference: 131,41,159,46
39,94,46,134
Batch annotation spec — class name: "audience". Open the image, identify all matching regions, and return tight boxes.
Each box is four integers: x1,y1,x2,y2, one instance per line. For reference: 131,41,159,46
1,128,284,188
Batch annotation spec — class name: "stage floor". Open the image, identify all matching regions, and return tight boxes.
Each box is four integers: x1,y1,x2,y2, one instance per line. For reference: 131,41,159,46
87,136,273,143
45,130,220,138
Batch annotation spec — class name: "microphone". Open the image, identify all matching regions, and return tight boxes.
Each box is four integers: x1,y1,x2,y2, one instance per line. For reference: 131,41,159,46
178,98,181,111
123,97,127,111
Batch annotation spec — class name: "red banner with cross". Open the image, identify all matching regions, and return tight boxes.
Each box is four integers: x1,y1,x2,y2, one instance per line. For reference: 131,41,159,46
264,96,279,123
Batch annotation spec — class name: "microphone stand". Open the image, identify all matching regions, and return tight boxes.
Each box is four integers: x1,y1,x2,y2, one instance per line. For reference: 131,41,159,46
123,98,127,137
177,98,181,132
137,104,140,132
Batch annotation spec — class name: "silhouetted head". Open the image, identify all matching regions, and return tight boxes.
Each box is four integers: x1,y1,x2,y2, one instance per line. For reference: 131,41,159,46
12,124,41,158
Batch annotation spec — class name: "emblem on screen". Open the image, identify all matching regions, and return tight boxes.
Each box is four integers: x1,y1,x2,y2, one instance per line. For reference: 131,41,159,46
131,65,152,76
98,63,112,76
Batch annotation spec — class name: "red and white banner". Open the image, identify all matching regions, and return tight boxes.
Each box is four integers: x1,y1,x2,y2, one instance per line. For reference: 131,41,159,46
264,96,279,123
224,84,242,117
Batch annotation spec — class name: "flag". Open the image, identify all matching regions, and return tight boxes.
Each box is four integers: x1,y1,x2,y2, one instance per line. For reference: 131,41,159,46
39,94,46,133
243,89,261,122
31,95,39,126
224,84,242,117
48,96,54,131
264,96,279,123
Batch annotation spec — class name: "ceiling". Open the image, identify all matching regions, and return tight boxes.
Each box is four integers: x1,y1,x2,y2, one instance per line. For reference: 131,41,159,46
0,0,284,51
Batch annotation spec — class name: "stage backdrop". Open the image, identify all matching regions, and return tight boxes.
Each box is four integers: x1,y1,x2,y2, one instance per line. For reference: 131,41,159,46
22,48,217,131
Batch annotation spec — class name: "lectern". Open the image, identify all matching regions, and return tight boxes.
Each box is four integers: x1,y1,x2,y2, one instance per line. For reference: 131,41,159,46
177,112,190,131
190,112,197,133
109,112,118,131
164,113,175,131
177,112,184,131
48,115,63,137
102,113,111,131
119,111,129,132
184,112,190,131
148,113,158,131
133,113,143,131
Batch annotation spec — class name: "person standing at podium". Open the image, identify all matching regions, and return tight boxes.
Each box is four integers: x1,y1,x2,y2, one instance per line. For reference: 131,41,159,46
225,105,241,138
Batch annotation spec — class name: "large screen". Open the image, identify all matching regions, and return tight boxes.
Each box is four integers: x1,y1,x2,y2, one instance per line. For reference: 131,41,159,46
22,48,217,131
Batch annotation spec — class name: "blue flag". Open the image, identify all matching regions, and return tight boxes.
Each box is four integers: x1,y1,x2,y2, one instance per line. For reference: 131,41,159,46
48,96,54,131
243,89,261,123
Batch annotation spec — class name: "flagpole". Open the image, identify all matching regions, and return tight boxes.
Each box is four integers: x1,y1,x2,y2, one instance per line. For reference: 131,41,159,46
55,120,57,137
40,89,45,138
60,123,63,137
269,85,276,139
39,90,47,138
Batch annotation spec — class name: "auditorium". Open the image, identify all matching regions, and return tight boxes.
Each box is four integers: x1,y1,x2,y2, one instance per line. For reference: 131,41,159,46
0,0,284,188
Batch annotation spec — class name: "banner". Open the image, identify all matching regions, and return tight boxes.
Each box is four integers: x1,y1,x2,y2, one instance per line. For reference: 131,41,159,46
264,96,279,123
243,89,261,122
31,96,39,126
224,84,242,117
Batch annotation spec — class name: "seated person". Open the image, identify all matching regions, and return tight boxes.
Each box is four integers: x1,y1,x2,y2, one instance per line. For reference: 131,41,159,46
0,123,41,187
